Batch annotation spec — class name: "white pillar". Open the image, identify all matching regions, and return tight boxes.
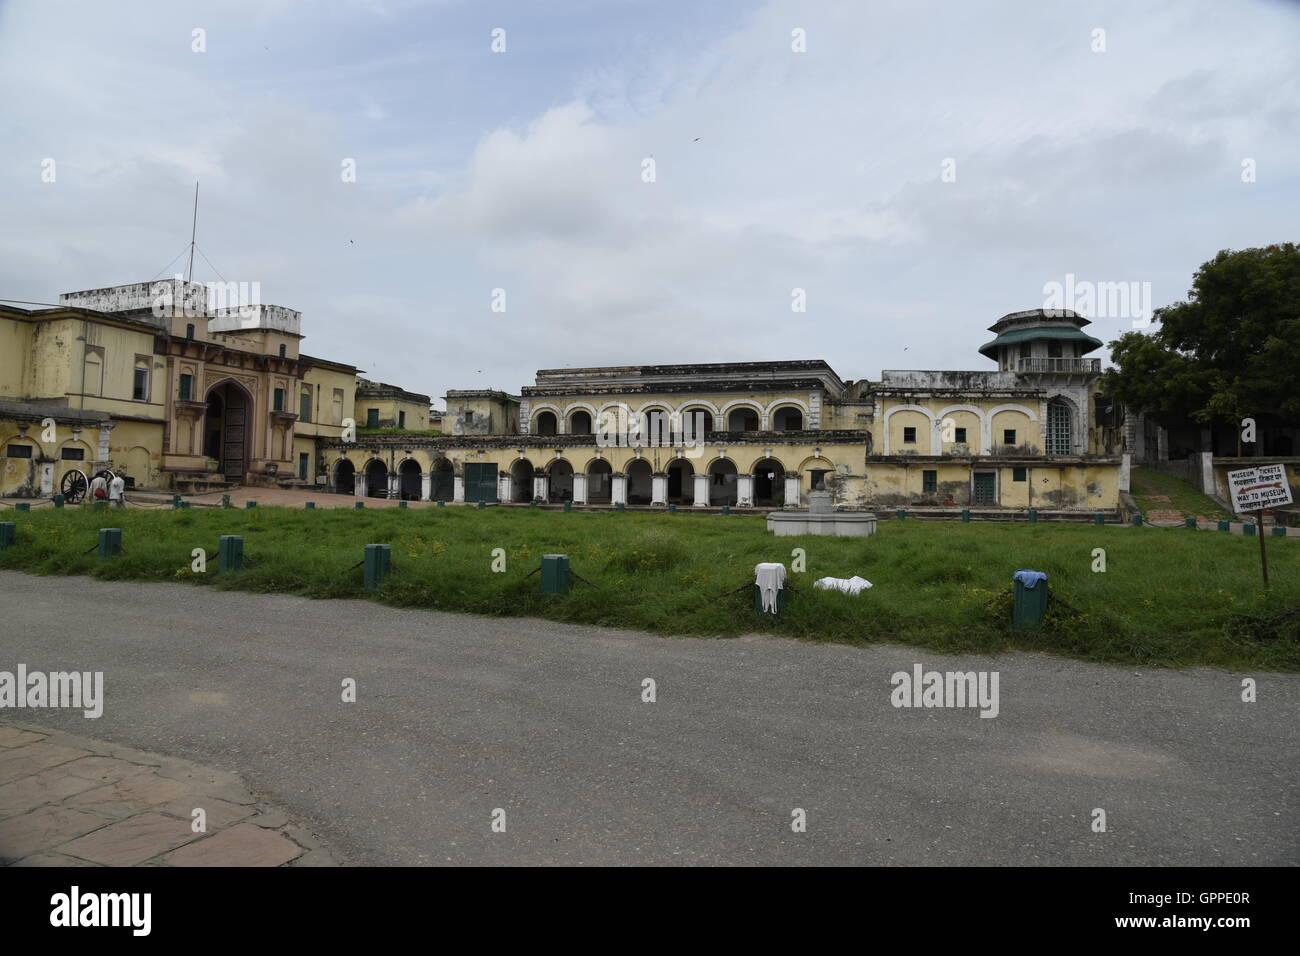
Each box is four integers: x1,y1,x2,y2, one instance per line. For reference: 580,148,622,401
784,474,801,508
651,473,667,506
387,471,400,499
1119,453,1131,493
497,473,511,502
421,472,432,501
573,473,588,504
533,473,549,502
612,473,628,506
693,473,709,508
736,474,754,507
353,473,366,497
453,474,465,503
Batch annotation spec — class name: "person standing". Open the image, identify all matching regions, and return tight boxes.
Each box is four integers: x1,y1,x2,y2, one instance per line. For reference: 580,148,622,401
88,472,108,504
108,472,126,508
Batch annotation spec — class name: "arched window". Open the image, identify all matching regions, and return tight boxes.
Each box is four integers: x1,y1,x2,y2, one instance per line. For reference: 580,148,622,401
569,410,592,435
772,407,803,431
1046,399,1073,455
536,411,557,436
727,407,759,432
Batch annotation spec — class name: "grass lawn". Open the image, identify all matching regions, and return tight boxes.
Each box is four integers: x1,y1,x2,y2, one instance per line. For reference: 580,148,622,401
1130,466,1232,521
1,505,1296,670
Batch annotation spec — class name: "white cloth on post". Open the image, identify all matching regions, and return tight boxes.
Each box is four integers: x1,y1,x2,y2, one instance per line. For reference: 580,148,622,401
753,562,787,613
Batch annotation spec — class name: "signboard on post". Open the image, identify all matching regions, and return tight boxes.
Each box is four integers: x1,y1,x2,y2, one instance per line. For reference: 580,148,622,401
1227,463,1293,512
1227,463,1293,591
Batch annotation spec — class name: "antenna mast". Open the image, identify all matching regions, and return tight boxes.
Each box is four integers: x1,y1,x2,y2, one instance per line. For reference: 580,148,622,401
185,182,199,282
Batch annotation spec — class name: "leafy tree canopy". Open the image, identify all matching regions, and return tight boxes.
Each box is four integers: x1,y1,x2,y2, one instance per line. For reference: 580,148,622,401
1102,243,1300,424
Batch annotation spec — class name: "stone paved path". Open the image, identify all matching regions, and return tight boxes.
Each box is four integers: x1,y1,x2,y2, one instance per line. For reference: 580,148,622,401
0,721,337,867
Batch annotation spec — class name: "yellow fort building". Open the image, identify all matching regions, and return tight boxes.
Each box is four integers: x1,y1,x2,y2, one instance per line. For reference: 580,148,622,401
2,280,1126,514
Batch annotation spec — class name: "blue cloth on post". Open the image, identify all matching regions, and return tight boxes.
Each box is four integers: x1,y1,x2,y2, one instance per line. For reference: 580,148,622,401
1013,569,1048,589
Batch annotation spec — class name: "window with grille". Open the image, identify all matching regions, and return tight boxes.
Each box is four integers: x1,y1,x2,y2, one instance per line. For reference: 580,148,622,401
922,470,937,493
1046,400,1072,454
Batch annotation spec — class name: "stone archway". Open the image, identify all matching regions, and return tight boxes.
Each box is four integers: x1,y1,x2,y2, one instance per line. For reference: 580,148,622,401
667,459,694,504
708,459,738,505
626,459,653,505
587,459,613,504
510,459,533,502
334,458,356,495
548,459,574,502
430,458,454,501
204,380,253,482
365,459,388,498
398,459,422,500
753,457,785,505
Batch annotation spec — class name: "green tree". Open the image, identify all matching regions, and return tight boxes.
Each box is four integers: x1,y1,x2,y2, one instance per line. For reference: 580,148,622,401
1103,244,1300,446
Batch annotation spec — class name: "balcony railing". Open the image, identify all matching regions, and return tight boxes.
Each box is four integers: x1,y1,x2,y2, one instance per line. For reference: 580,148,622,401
1016,357,1100,373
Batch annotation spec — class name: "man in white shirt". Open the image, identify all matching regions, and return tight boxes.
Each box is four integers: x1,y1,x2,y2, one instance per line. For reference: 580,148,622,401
88,473,108,504
108,473,126,508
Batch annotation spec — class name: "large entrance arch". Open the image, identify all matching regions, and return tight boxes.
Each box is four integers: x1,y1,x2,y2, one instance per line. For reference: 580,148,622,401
708,459,738,506
626,459,653,505
753,458,785,506
510,459,533,502
548,459,574,502
398,459,422,500
587,460,612,504
334,458,356,495
365,459,388,498
204,381,252,482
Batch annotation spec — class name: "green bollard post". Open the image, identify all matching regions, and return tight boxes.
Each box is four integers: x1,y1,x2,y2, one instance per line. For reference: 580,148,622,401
540,553,570,595
477,500,485,509
563,500,572,512
0,522,15,551
1184,516,1197,529
52,494,65,508
436,500,445,507
1217,519,1230,531
97,528,122,558
363,543,392,589
961,508,970,523
305,501,315,509
218,535,244,572
1027,509,1038,524
245,501,257,509
180,501,190,509
721,505,730,516
1093,512,1105,525
1272,526,1286,537
221,494,231,508
896,508,905,520
355,501,365,509
173,494,183,509
1243,522,1255,536
16,502,30,512
616,502,625,511
1131,514,1143,526
399,500,408,509
668,503,677,514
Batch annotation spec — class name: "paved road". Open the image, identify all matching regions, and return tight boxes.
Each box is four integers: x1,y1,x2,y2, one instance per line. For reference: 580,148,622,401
0,571,1295,865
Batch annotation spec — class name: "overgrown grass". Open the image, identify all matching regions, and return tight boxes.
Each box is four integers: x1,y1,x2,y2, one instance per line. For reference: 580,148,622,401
1131,467,1231,521
1,505,1296,670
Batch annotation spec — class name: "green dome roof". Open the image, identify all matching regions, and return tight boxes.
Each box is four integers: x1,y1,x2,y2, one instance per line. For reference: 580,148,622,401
978,326,1103,359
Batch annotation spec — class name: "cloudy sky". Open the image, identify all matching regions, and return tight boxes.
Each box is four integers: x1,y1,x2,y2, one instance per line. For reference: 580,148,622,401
2,0,1297,405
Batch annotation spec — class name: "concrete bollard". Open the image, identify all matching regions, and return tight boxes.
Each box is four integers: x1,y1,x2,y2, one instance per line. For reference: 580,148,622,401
721,505,731,516
896,509,905,520
52,494,65,508
218,535,244,572
961,509,970,523
245,501,257,509
1093,513,1105,525
563,500,572,512
1184,516,1197,529
477,501,485,509
436,500,445,507
16,502,30,512
1131,514,1143,526
399,500,408,509
97,528,123,558
305,502,315,509
529,500,537,509
221,494,231,508
1027,509,1038,524
1012,572,1049,629
541,553,570,595
616,502,625,511
0,522,15,551
668,504,676,514
1243,522,1255,537
363,543,392,590
355,501,365,509
1272,526,1287,537
173,494,183,509
1217,519,1230,531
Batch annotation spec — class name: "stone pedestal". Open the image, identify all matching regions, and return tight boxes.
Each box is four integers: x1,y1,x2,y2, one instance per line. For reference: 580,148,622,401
573,473,588,504
611,473,628,507
693,473,709,507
